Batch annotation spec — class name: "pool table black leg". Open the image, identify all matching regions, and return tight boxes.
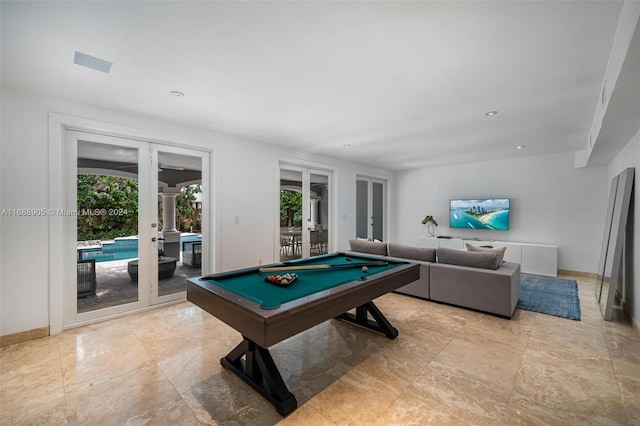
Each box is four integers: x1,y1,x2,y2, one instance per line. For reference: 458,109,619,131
220,337,298,416
337,301,399,339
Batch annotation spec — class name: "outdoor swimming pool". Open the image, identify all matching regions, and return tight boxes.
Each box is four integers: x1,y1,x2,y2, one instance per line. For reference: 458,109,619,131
79,234,202,263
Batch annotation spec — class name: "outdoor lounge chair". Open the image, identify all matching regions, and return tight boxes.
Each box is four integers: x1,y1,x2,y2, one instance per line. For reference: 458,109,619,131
77,259,97,297
182,241,202,268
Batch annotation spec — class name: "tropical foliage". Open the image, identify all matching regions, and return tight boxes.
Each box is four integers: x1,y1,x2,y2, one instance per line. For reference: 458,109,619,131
77,175,138,241
280,190,302,227
77,176,202,241
174,184,202,232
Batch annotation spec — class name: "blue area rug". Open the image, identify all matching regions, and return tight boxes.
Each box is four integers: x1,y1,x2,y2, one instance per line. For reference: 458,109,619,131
517,274,581,320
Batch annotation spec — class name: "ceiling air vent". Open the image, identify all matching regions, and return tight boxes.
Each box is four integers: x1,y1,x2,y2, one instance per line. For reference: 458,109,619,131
74,51,112,74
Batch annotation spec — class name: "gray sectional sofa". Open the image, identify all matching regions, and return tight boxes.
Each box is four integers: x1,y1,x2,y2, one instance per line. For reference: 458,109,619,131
347,239,521,318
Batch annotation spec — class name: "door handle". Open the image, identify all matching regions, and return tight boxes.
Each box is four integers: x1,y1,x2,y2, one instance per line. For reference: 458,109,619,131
152,237,157,242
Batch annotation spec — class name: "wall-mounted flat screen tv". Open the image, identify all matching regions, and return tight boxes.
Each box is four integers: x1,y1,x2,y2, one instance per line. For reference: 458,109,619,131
450,198,510,230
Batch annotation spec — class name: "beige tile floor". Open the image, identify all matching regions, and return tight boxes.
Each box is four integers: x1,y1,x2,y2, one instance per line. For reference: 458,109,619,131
2,274,639,425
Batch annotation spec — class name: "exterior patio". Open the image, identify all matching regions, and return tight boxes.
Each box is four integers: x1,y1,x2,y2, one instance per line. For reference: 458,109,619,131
77,256,201,313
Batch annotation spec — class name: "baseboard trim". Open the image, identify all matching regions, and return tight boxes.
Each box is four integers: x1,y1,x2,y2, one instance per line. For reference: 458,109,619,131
557,269,597,279
0,326,50,347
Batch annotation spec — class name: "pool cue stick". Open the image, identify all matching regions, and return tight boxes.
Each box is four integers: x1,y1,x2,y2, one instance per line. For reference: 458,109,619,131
258,261,387,273
260,264,331,273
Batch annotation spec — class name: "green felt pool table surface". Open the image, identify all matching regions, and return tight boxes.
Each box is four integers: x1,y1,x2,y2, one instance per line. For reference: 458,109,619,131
187,252,419,348
203,252,402,309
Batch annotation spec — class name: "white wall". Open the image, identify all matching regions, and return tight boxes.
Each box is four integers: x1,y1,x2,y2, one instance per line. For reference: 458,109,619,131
607,129,640,329
0,85,391,336
391,152,609,273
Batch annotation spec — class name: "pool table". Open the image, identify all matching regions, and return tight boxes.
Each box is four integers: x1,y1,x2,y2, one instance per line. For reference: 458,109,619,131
186,252,419,416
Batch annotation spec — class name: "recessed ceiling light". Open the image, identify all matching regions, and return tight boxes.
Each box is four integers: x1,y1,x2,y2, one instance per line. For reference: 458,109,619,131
74,51,112,73
517,145,525,150
485,111,498,116
170,91,184,97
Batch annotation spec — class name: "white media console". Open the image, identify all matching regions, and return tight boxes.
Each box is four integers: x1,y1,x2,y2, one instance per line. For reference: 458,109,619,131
417,236,558,277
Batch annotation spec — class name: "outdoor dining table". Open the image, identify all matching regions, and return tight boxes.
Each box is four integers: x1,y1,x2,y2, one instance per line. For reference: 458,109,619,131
280,229,302,256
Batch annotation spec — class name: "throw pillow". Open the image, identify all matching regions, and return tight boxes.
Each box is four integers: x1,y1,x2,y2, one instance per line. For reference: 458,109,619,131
437,247,501,270
388,243,436,262
466,243,506,265
349,239,388,256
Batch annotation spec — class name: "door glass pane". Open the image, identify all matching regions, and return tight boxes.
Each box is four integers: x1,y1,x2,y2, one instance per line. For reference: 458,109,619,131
309,173,329,256
372,181,384,241
76,141,140,313
157,151,203,297
356,180,368,239
280,169,303,261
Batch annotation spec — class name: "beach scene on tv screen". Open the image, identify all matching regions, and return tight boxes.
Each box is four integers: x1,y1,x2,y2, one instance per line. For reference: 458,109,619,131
450,199,510,230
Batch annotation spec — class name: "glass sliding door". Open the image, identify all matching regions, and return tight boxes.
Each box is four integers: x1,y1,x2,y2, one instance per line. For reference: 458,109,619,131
73,132,150,319
152,145,206,303
308,172,330,256
371,181,384,241
356,180,369,239
279,168,303,261
356,177,386,241
67,130,209,326
279,165,331,260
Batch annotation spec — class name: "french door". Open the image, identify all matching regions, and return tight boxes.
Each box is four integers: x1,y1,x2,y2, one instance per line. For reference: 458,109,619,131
153,145,207,303
279,165,331,260
356,177,386,241
67,130,208,326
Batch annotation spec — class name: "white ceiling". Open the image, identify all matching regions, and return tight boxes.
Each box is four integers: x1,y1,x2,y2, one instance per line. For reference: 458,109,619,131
1,1,634,170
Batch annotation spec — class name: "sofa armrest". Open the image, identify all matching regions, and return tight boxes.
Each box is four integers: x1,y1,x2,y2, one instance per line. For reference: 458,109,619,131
430,261,520,318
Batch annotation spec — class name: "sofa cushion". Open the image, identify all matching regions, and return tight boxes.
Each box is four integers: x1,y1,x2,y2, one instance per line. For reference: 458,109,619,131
388,243,436,262
466,243,506,265
437,247,500,270
349,239,388,256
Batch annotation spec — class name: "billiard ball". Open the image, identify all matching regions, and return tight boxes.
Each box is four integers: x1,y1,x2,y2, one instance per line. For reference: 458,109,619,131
362,266,368,273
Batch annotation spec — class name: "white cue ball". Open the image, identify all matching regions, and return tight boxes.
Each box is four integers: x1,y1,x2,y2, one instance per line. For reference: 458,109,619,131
362,266,368,273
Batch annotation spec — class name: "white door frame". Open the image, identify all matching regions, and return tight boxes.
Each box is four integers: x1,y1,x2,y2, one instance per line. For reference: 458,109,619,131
355,175,388,241
48,113,213,333
278,160,334,260
67,130,153,326
306,168,332,256
151,144,210,305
